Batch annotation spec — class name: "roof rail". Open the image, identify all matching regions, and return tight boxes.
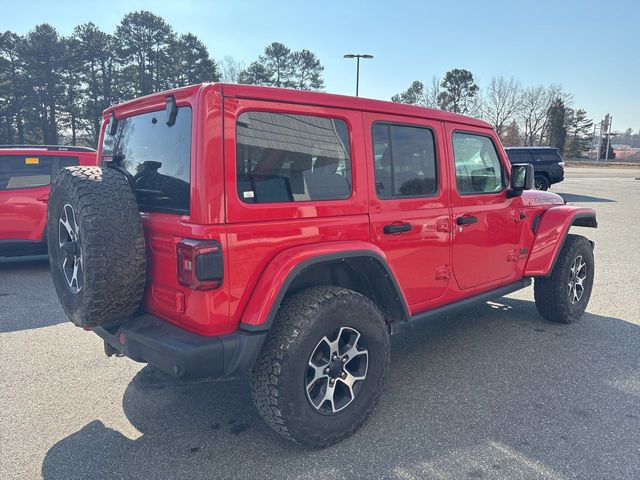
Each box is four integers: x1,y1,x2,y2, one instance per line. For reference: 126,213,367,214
0,144,96,153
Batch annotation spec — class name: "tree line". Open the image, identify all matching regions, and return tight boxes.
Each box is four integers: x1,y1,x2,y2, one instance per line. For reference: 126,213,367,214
391,71,598,158
3,11,634,157
0,11,325,147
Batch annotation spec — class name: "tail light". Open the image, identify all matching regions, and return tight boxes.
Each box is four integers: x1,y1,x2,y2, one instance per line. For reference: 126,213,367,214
177,239,223,290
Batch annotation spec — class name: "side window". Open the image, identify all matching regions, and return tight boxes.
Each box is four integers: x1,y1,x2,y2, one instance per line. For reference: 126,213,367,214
236,112,351,203
537,150,562,162
0,155,53,190
371,123,437,198
506,150,533,164
452,132,505,194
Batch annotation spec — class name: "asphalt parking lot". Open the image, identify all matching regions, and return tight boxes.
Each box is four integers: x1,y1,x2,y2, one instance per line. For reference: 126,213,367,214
1,167,639,480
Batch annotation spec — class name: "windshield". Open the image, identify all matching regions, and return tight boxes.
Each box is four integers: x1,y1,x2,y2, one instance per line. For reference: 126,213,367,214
102,106,192,214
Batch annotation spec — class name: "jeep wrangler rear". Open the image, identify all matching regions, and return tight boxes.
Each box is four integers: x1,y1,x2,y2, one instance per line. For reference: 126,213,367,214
47,83,596,447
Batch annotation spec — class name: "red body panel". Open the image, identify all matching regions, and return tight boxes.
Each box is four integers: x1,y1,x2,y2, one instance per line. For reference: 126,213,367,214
361,113,452,306
0,148,96,242
239,241,403,328
93,83,595,337
524,205,596,276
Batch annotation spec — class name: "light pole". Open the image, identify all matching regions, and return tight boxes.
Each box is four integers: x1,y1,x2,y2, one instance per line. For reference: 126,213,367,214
343,54,373,97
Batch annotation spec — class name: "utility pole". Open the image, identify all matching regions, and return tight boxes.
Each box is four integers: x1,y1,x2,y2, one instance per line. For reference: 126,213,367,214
604,115,613,164
343,54,373,97
596,114,610,165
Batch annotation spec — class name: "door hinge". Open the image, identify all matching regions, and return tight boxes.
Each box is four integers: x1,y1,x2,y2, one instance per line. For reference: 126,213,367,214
435,265,451,280
436,218,451,233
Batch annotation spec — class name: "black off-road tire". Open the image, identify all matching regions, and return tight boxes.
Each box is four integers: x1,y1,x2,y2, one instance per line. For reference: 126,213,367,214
250,286,390,447
534,174,550,191
47,166,146,328
534,234,594,323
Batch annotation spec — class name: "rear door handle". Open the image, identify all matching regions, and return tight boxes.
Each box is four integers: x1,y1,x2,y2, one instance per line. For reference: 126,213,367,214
456,215,478,226
383,223,412,234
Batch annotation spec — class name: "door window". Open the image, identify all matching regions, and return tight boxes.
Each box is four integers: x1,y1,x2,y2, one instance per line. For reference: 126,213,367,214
452,132,504,194
371,123,437,198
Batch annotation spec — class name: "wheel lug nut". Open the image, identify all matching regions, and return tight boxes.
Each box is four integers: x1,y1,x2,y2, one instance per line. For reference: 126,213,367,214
341,372,347,379
329,379,335,386
324,367,330,374
341,356,348,364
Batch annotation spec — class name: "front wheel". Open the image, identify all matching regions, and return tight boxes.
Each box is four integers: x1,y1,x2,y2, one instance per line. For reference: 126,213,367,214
534,234,594,323
250,286,390,447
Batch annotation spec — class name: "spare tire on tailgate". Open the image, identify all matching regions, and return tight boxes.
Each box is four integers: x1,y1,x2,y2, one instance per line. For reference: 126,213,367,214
47,166,146,328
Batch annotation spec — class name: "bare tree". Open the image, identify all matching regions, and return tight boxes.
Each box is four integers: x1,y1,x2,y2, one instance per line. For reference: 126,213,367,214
519,84,562,146
482,77,522,138
219,55,245,83
424,76,441,108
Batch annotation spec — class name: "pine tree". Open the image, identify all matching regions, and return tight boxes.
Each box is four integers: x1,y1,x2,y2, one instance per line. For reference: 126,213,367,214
114,11,176,95
72,22,118,146
238,42,325,90
21,24,66,143
564,108,593,158
173,33,219,87
237,61,271,86
0,31,28,143
437,69,479,114
546,98,567,153
391,80,426,105
291,49,324,90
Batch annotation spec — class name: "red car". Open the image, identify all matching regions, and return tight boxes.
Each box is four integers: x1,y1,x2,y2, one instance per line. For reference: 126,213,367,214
46,84,596,446
0,145,96,257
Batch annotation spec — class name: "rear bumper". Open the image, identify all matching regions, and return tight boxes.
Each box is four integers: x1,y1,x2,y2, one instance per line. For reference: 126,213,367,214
94,314,267,379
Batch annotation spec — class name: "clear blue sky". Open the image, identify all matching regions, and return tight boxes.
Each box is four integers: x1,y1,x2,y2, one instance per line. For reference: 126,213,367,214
4,0,639,131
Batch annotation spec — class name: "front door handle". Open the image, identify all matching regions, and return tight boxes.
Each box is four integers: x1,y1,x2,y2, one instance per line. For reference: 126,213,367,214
383,223,412,234
456,215,478,226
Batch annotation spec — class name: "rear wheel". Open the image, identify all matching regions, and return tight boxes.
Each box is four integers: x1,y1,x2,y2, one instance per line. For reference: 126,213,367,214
534,234,594,323
250,286,390,447
534,174,550,191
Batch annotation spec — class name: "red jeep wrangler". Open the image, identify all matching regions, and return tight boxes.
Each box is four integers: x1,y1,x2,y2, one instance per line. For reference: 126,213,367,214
46,84,596,447
0,145,96,257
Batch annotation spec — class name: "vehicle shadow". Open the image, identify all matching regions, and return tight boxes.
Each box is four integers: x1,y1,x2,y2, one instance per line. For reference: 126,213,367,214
0,255,68,333
42,298,640,480
558,192,616,203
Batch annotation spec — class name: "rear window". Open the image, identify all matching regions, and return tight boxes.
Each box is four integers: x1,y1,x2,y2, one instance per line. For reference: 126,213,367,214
0,155,79,190
236,112,352,203
102,107,192,214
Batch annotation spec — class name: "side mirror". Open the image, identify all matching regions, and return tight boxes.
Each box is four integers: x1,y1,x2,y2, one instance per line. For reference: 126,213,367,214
507,163,534,198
